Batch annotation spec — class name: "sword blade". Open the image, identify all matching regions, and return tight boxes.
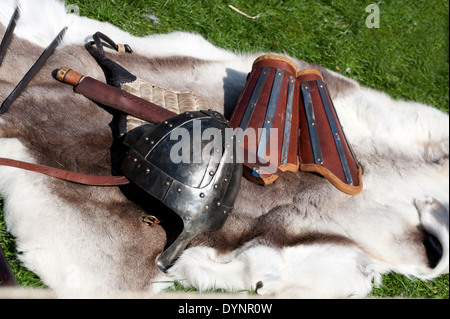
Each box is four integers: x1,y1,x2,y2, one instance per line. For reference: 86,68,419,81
0,5,20,67
0,26,68,114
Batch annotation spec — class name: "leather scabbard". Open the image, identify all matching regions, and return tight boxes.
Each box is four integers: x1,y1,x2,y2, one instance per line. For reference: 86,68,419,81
56,67,176,123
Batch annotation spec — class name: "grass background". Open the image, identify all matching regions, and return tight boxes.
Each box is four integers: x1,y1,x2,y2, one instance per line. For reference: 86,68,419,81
1,0,448,298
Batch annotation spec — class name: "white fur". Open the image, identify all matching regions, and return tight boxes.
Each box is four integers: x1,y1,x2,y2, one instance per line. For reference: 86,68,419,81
166,244,381,298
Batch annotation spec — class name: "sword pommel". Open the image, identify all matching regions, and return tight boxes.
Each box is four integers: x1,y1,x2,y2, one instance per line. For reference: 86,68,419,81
56,67,86,86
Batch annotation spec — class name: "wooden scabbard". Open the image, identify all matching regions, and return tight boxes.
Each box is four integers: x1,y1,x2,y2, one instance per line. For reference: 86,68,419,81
55,67,177,123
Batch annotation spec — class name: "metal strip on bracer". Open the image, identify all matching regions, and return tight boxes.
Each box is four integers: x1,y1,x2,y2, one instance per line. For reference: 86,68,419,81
236,67,270,143
280,76,295,165
301,82,323,164
256,69,284,161
317,80,354,185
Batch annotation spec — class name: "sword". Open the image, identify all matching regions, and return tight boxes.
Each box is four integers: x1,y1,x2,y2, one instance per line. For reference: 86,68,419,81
0,26,68,114
0,5,20,67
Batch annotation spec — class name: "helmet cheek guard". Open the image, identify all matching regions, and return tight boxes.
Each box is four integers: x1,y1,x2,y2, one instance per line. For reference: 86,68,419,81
121,110,242,272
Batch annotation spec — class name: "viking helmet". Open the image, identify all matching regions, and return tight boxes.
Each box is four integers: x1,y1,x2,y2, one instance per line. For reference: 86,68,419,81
121,110,242,272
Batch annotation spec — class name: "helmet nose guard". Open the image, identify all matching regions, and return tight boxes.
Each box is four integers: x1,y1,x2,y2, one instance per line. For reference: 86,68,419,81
121,110,242,272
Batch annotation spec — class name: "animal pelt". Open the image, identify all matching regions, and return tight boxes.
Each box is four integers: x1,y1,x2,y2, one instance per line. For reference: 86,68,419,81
0,0,448,298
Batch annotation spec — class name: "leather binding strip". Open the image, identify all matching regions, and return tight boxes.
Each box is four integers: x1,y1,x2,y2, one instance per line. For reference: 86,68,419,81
0,157,129,186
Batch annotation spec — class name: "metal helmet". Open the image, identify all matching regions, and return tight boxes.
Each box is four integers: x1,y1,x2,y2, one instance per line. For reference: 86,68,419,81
120,110,242,272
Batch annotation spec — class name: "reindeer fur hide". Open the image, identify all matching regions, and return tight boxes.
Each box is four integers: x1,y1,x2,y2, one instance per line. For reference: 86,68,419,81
0,0,448,298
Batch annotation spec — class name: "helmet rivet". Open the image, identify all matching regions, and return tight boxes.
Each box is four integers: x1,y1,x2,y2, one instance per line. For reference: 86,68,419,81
145,168,150,174
205,205,209,210
165,181,170,186
216,202,221,207
177,188,182,193
209,171,214,176
133,158,137,162
199,193,205,198
214,184,218,189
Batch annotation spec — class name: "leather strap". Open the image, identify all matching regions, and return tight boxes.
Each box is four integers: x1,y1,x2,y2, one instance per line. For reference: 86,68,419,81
85,32,136,88
0,157,129,186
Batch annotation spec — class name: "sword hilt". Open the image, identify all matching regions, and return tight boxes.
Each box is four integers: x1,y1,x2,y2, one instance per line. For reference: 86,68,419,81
55,67,86,86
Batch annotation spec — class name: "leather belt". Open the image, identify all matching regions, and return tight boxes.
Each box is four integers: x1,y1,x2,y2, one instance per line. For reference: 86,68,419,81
0,20,67,114
0,157,129,186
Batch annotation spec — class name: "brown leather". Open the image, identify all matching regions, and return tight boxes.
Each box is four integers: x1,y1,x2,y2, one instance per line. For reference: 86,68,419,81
76,77,177,124
0,157,129,186
55,67,177,124
230,54,300,185
297,69,362,195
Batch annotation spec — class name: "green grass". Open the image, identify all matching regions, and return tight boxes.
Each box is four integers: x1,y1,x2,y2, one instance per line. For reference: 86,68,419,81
1,0,448,298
